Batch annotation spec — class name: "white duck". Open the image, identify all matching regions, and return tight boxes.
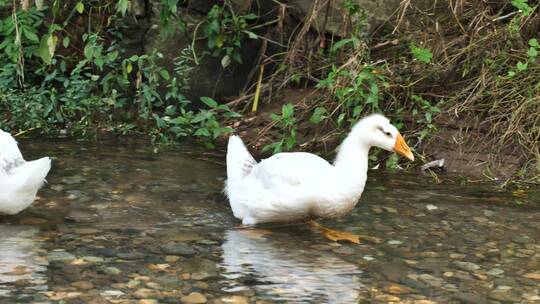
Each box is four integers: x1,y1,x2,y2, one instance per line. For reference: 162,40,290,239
0,130,51,215
225,114,414,243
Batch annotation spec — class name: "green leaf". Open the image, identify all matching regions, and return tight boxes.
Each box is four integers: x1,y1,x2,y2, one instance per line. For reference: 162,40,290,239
529,38,539,48
126,62,133,73
285,135,296,150
221,54,231,68
107,50,118,61
270,113,280,121
242,13,258,20
410,43,432,64
337,113,346,126
511,0,532,16
200,96,218,108
23,29,39,42
169,116,188,124
116,0,129,16
243,31,258,39
48,35,58,55
309,107,327,124
353,105,362,118
37,34,52,64
425,111,432,122
527,47,537,58
75,2,84,14
194,128,211,137
282,103,294,117
159,69,170,80
516,61,528,71
167,0,178,14
63,36,70,48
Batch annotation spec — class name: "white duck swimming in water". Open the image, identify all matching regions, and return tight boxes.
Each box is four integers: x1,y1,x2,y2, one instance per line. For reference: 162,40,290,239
225,114,414,243
0,130,51,215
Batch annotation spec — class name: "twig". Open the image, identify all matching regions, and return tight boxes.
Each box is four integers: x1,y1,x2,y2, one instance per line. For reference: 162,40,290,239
370,39,399,50
491,11,518,22
191,21,203,65
252,63,265,112
392,0,410,34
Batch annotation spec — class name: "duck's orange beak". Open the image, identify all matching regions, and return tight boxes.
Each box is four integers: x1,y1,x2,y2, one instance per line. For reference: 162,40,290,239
393,133,414,161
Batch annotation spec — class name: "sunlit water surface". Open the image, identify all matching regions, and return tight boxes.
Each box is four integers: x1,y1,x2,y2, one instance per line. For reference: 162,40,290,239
0,138,538,303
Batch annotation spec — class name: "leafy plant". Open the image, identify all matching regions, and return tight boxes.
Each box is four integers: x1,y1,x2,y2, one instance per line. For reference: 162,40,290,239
507,38,538,77
309,106,328,124
409,95,443,139
153,96,240,146
511,0,533,16
0,6,44,87
263,103,297,154
410,43,433,64
202,4,258,68
316,63,386,126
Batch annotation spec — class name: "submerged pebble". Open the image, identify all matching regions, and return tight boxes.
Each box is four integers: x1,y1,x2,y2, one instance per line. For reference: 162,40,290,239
1,140,538,304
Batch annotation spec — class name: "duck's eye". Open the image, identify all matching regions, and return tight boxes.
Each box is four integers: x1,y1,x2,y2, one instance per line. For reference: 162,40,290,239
378,127,392,137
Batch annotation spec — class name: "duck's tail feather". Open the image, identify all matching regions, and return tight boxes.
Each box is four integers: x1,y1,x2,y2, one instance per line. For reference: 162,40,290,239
226,135,256,181
2,157,51,214
13,157,52,191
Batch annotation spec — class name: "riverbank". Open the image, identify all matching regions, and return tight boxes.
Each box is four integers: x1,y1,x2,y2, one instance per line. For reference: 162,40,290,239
220,87,536,183
0,1,538,183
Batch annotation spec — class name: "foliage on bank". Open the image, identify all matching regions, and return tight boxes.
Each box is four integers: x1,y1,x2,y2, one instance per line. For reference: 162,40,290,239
0,0,538,181
0,0,239,146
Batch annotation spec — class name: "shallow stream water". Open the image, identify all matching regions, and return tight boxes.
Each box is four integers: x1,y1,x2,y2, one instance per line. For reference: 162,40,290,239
0,139,539,303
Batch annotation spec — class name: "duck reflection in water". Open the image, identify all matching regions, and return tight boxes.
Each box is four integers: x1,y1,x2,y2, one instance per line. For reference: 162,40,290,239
220,229,364,304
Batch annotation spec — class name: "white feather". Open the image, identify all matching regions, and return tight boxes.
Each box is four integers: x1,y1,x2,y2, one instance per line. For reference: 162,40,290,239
0,130,51,215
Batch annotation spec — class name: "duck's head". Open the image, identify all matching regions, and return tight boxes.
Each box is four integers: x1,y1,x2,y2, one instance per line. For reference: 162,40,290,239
354,114,415,161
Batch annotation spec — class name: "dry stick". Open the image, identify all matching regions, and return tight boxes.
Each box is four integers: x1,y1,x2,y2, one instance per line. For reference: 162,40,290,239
392,0,410,34
225,83,271,108
191,21,204,66
277,2,286,46
13,127,37,137
285,0,323,67
370,39,399,51
20,0,28,10
449,0,466,34
266,0,324,102
251,63,265,112
319,0,331,48
12,0,24,88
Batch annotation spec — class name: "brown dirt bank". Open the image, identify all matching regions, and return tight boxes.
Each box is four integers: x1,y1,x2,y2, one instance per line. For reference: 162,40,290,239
220,88,534,182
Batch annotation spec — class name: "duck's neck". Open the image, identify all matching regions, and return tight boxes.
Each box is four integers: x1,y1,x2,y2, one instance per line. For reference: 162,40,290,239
321,131,370,215
333,129,370,181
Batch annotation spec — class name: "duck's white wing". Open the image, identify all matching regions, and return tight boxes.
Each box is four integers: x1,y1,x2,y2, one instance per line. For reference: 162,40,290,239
230,152,334,223
0,130,24,173
252,152,333,190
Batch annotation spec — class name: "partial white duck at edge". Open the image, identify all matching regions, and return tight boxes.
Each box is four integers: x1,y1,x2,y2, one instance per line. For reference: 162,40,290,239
224,114,414,242
0,130,51,215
